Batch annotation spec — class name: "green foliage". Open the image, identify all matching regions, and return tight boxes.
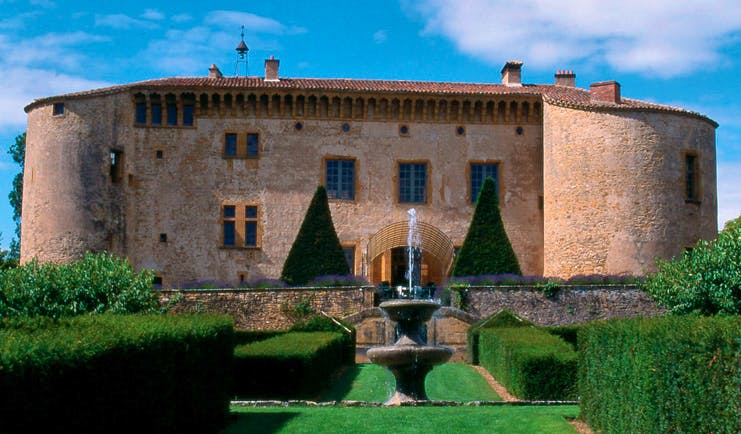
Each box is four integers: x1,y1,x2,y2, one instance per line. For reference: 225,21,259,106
451,177,521,277
479,327,577,400
0,233,18,270
281,186,350,286
579,315,740,434
466,309,533,364
7,132,25,260
642,216,741,315
543,325,581,350
280,294,316,324
232,331,353,399
537,280,561,298
0,252,157,319
0,313,234,434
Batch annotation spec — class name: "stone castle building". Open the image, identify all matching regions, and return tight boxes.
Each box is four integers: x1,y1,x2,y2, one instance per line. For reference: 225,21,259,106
22,59,717,287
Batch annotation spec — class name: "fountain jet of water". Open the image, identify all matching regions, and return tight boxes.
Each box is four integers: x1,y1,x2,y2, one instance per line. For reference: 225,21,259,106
407,208,421,297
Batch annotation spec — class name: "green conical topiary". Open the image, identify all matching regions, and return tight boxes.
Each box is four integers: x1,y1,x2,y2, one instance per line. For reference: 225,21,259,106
451,177,521,277
281,186,350,286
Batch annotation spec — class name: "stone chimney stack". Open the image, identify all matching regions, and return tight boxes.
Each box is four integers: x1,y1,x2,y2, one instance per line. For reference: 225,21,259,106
265,56,280,81
208,64,223,79
590,81,621,103
555,70,575,87
501,61,523,87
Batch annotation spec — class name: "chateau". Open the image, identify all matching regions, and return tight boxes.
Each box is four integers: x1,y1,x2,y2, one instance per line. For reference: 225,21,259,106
22,59,717,287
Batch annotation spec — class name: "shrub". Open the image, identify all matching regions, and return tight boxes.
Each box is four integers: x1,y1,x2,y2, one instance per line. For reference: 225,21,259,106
479,327,577,400
309,274,369,287
0,313,234,434
642,215,740,315
232,331,353,399
0,252,157,319
451,177,521,277
238,278,287,289
579,315,740,434
466,310,533,364
281,186,350,286
543,325,580,349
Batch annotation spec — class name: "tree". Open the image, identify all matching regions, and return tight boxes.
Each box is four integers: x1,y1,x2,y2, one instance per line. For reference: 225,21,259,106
0,233,17,269
451,177,521,277
281,186,350,286
642,214,741,315
7,132,25,260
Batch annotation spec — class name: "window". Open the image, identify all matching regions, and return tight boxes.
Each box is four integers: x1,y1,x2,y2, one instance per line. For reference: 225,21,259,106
223,205,236,246
398,162,427,204
222,204,260,248
326,159,355,200
685,153,700,202
470,163,499,203
135,102,147,125
52,103,64,116
343,246,355,274
182,104,194,126
110,150,123,183
166,102,177,126
225,133,238,157
151,102,162,125
247,133,259,157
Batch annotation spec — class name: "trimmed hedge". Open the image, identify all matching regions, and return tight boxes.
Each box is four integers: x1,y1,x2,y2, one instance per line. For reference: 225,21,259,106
467,310,533,364
233,330,354,399
479,327,577,400
0,313,234,434
543,325,580,350
579,315,740,434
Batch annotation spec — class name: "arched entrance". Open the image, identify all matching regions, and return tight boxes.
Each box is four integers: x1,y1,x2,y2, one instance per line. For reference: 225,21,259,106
366,221,455,286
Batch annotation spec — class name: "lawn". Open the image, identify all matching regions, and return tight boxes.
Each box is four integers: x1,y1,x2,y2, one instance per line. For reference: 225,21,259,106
319,363,502,402
223,406,581,434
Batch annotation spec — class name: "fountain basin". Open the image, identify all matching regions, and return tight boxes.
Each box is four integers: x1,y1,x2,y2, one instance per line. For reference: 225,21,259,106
378,299,442,324
367,345,453,367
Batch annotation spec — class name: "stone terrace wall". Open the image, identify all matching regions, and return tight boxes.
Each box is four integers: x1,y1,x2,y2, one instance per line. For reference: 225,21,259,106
159,286,374,330
456,285,665,326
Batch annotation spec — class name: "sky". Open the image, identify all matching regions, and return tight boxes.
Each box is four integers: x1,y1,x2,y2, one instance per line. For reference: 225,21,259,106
0,0,740,250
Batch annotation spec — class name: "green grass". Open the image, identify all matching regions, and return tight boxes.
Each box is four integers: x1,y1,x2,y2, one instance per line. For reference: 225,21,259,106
222,406,580,434
319,363,502,402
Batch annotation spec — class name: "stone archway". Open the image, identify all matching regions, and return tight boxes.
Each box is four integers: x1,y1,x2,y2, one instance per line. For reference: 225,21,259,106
366,221,455,286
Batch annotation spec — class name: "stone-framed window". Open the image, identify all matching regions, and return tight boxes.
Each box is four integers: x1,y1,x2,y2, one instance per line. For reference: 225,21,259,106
52,102,65,116
684,152,700,203
223,133,260,159
398,161,428,204
247,133,259,158
150,95,162,126
342,244,356,274
224,133,238,157
325,158,355,200
182,103,194,126
166,98,177,126
110,150,124,183
222,204,260,248
469,162,499,204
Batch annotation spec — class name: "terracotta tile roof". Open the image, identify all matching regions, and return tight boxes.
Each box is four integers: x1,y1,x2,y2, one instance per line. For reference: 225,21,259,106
24,76,716,126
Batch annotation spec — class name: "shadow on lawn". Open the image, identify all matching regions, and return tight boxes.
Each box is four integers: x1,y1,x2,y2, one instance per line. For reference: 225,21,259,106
223,411,300,434
318,365,362,401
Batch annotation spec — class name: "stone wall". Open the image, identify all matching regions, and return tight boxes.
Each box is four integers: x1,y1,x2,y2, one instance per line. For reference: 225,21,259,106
159,286,374,330
455,285,665,326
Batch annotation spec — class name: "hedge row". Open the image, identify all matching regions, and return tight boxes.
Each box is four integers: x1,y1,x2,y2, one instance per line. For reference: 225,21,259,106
579,315,740,434
233,330,353,399
479,327,577,400
466,310,533,364
0,313,234,434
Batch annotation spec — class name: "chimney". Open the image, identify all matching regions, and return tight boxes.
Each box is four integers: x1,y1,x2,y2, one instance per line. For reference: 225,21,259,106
264,56,279,81
555,70,575,87
501,61,523,87
208,64,223,79
590,81,621,104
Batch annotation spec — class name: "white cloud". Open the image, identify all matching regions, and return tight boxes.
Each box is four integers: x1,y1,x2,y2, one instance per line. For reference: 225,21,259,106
142,9,165,21
95,13,158,29
717,161,741,229
0,32,109,70
172,13,192,23
373,29,388,44
204,10,307,35
409,0,741,77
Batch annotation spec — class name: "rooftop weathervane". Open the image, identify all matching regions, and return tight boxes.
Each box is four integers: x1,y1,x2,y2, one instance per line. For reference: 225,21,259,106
235,25,249,77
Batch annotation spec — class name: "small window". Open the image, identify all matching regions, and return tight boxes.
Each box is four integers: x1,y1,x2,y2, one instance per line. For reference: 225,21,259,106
225,133,238,157
247,133,259,158
110,150,123,183
399,125,410,136
223,205,236,246
166,103,177,126
326,159,355,200
135,102,147,125
153,276,163,289
53,103,64,116
398,162,427,204
159,233,167,243
222,204,261,248
245,206,258,247
685,153,700,202
456,126,465,136
151,103,162,125
470,163,499,203
182,104,194,126
343,246,355,274
155,150,163,159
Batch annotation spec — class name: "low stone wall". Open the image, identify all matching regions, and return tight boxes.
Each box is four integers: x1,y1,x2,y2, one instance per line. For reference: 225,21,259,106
454,285,665,326
159,286,374,330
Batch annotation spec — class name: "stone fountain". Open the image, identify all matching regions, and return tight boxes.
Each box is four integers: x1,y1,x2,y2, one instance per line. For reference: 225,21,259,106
367,209,453,405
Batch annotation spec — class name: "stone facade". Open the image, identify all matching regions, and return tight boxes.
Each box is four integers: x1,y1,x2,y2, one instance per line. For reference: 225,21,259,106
22,60,717,285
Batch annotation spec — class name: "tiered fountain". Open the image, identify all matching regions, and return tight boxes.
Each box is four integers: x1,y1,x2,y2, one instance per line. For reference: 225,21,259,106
367,209,453,405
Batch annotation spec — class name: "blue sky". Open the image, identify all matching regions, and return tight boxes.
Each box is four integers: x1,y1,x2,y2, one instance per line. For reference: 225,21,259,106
1,0,740,249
